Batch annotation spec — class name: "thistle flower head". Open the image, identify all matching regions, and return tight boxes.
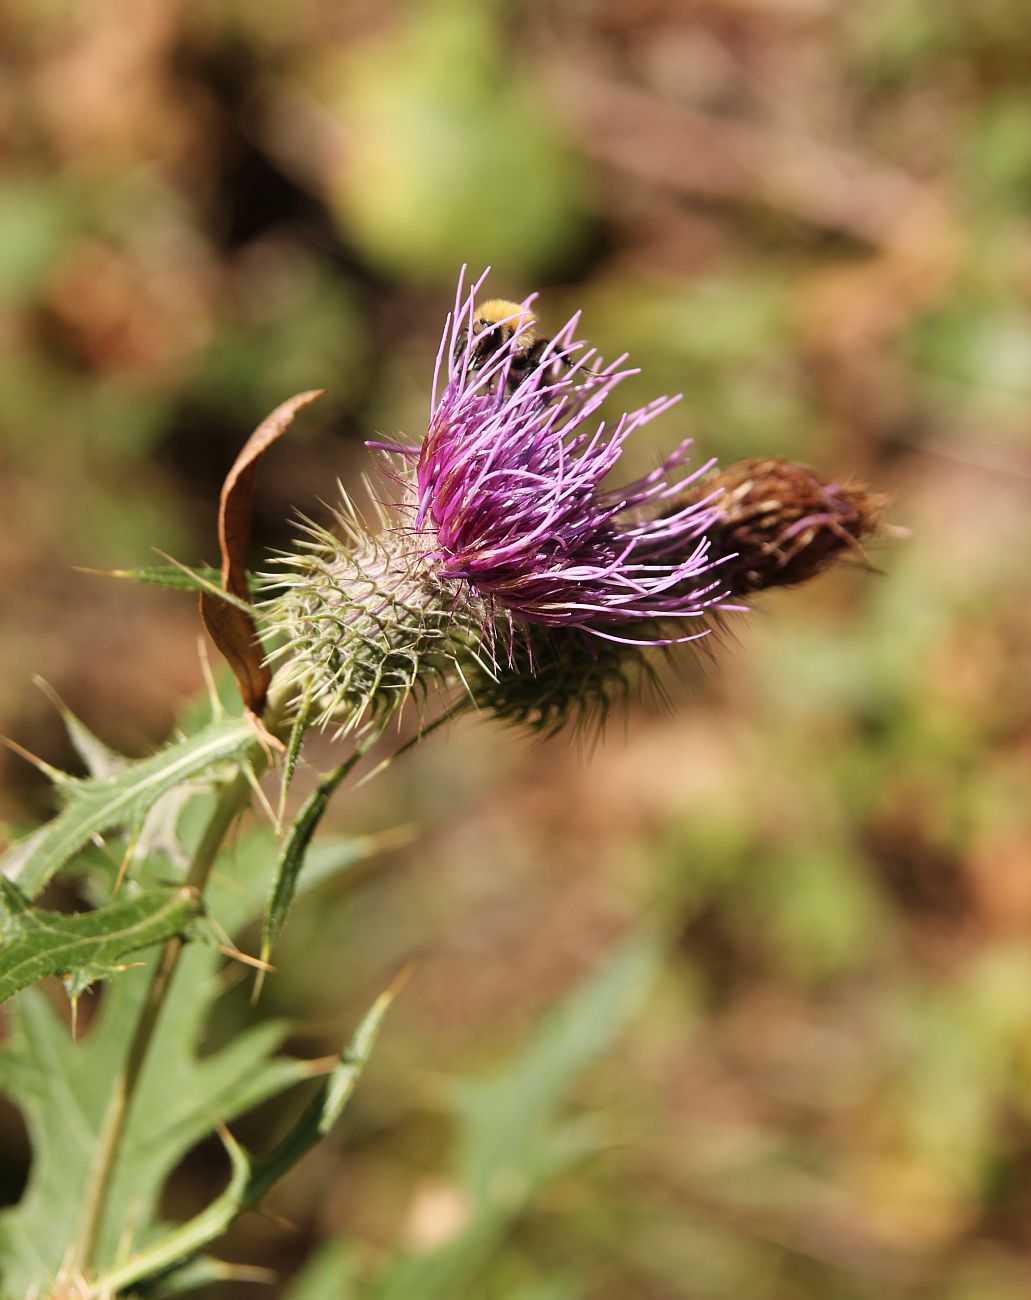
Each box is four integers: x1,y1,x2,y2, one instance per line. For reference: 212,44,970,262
682,458,885,595
380,269,731,647
265,272,885,736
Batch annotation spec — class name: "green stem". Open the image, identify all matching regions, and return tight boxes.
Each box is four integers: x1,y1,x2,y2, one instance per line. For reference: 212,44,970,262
70,765,260,1278
70,685,293,1281
93,983,396,1295
73,692,444,1287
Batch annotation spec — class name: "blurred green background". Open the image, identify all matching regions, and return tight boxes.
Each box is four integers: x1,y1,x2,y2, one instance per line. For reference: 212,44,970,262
3,0,1031,1296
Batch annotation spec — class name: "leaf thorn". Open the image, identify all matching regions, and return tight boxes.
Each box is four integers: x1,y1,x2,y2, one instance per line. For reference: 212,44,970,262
0,734,71,785
246,709,287,758
197,634,226,722
215,943,276,973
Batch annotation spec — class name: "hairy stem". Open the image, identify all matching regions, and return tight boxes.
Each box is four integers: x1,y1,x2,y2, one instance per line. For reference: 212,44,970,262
70,687,293,1280
92,984,397,1296
70,766,260,1275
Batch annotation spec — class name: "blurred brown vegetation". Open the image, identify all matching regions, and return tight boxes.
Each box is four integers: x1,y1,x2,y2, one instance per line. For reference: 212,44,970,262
3,0,1031,1296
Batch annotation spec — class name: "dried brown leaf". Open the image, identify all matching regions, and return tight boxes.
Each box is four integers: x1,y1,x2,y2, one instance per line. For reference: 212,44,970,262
200,390,324,714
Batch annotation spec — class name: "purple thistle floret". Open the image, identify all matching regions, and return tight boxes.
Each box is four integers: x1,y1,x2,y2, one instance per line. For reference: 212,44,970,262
380,269,733,646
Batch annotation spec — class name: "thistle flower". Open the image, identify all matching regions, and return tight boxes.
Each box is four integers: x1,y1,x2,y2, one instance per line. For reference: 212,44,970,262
378,269,732,648
264,272,883,734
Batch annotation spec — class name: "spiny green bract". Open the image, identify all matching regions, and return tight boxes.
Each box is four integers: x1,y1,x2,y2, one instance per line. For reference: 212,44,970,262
262,511,482,734
464,628,648,738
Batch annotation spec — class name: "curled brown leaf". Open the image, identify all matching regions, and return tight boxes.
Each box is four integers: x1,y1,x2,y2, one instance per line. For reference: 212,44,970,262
200,390,324,715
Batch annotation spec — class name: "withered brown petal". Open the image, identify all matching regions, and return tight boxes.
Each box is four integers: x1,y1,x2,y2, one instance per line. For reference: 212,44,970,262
200,390,324,715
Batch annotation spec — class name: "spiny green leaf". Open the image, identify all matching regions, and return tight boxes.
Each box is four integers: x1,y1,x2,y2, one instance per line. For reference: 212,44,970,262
0,813,377,1296
93,982,398,1296
0,878,198,1004
135,1254,277,1296
371,934,660,1300
262,722,391,968
262,760,352,964
248,828,396,928
250,979,398,1188
33,677,127,779
0,968,301,1295
0,715,255,898
277,686,313,819
87,563,258,597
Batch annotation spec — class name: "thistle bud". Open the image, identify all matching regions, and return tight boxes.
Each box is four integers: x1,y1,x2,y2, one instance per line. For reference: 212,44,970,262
689,458,885,596
262,501,477,732
462,628,645,736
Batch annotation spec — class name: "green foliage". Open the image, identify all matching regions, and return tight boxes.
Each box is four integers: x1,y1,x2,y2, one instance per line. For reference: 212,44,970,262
38,681,130,780
96,563,230,594
0,716,255,899
317,0,586,281
0,878,198,1004
262,758,353,965
0,937,293,1290
370,935,660,1300
0,789,387,1294
281,1241,360,1300
0,684,397,1294
94,984,398,1295
0,176,75,308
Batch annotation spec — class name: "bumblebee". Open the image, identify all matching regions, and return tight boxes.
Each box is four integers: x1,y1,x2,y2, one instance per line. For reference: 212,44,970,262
461,298,593,392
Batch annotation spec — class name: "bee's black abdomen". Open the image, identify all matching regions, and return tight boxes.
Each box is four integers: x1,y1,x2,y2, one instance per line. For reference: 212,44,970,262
523,337,553,370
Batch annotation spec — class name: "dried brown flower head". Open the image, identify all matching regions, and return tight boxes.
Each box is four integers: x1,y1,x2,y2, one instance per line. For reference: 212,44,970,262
692,457,885,596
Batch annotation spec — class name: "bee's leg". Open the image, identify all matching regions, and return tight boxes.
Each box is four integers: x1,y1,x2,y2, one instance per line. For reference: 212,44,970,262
523,337,552,372
506,337,556,390
522,337,597,385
